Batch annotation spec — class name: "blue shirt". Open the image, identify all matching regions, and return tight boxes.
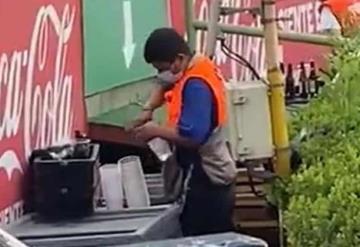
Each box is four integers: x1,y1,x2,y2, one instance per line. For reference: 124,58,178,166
175,78,216,172
177,78,215,144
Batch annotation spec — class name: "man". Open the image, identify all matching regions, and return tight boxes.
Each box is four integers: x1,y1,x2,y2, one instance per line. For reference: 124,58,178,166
131,28,237,236
318,0,360,36
318,0,342,35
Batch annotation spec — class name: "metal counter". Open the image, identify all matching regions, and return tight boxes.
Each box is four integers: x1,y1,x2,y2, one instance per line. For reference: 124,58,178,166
8,204,181,247
120,232,268,247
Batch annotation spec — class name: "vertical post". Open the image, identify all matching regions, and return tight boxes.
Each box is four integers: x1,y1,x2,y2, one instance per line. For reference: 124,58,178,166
262,0,290,177
205,0,222,58
185,0,196,51
262,2,289,245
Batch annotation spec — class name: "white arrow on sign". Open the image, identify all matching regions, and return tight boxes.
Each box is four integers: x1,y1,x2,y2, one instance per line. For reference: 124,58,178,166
122,0,136,68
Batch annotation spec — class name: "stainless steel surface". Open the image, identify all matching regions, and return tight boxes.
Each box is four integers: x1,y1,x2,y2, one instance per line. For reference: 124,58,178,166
119,232,268,247
8,205,182,247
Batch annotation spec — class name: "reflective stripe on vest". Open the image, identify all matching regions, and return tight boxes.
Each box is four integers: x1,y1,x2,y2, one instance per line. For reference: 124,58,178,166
164,55,227,128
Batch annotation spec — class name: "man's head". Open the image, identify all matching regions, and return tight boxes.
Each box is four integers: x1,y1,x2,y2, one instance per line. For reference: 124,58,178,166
144,28,191,85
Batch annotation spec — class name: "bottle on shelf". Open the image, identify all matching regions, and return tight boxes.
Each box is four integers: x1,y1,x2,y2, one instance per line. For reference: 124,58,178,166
285,64,295,99
308,61,318,98
316,68,326,95
299,62,308,99
280,62,285,74
280,62,287,97
294,65,300,97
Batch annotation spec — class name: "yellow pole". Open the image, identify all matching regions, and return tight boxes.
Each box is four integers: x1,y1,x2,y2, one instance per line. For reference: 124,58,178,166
262,0,290,177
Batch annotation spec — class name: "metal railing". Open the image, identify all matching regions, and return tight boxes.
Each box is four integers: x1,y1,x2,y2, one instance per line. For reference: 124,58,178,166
184,0,336,51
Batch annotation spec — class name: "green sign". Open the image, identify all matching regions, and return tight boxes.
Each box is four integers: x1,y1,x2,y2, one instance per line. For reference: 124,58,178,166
83,0,168,96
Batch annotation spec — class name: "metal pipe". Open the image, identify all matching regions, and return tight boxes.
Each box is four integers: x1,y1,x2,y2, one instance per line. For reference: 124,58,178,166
220,7,261,16
184,0,196,51
205,0,222,57
262,0,290,178
193,20,335,47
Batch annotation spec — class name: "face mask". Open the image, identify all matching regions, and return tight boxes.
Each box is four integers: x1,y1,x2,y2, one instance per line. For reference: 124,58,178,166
157,70,183,85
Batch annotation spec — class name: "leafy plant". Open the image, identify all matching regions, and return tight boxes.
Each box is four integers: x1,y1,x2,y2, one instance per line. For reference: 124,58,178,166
271,33,360,246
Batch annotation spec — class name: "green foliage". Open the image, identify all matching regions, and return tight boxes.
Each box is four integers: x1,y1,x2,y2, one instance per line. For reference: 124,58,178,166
272,34,360,246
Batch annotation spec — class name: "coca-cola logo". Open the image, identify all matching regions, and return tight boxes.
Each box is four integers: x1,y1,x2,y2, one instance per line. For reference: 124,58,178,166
0,4,76,181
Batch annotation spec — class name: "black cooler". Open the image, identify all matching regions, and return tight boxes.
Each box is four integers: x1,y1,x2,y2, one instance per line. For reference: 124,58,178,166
32,143,100,219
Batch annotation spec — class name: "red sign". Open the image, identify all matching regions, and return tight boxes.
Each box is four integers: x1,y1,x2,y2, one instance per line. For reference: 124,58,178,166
169,0,331,80
0,0,86,225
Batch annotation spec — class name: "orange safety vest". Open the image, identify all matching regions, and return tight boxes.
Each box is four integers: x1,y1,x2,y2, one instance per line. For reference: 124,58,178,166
321,0,360,36
164,55,227,128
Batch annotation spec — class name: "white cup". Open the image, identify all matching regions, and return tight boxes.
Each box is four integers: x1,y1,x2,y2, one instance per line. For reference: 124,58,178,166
99,164,124,210
119,156,150,208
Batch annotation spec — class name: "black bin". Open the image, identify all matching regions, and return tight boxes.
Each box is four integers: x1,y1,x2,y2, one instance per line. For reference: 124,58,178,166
33,144,100,220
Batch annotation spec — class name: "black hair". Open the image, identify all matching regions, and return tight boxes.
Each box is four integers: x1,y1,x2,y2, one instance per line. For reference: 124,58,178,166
143,28,191,64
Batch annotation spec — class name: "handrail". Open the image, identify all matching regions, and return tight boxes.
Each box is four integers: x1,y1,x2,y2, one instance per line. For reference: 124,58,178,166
193,20,335,47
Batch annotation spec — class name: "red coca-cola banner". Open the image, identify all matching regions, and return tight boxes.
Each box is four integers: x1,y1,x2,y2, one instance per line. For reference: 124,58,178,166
169,0,331,80
0,0,86,225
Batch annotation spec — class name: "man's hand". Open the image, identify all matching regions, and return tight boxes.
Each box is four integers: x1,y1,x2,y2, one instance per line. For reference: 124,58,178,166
126,109,153,131
134,121,160,142
133,121,198,148
126,83,166,131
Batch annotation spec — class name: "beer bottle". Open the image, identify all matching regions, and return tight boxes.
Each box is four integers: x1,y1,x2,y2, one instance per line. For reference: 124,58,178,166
299,62,308,99
280,62,285,74
280,63,287,97
285,64,295,99
308,61,318,98
316,68,326,95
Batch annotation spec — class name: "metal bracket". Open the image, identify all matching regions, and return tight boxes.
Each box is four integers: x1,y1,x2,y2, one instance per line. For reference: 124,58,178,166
233,95,247,105
270,83,285,88
238,146,252,156
220,7,261,17
261,17,293,24
274,146,291,152
260,0,292,25
128,94,144,107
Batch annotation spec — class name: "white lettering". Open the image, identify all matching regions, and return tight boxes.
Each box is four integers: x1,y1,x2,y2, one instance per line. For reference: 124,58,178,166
0,201,23,227
0,4,76,159
307,3,315,33
0,53,23,140
195,0,321,81
314,1,322,31
279,2,320,33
